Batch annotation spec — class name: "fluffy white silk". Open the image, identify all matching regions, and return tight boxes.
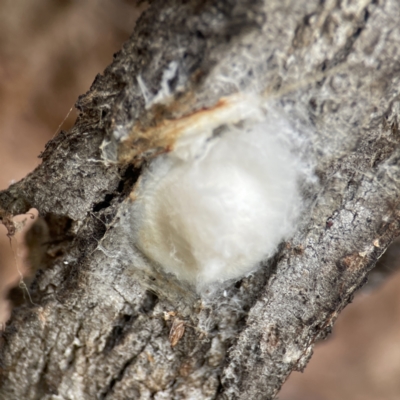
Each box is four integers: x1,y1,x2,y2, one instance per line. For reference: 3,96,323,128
132,97,304,288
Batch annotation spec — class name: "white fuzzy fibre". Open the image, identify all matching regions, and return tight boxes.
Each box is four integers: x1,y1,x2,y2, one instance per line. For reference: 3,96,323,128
132,97,304,288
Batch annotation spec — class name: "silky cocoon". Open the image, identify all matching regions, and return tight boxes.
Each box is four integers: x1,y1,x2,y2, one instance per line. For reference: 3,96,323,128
132,101,304,288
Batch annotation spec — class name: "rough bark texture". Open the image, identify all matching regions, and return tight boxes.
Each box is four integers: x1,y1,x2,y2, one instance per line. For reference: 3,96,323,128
1,0,400,399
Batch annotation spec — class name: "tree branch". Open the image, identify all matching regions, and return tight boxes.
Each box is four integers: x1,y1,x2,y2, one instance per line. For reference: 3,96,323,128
1,1,400,399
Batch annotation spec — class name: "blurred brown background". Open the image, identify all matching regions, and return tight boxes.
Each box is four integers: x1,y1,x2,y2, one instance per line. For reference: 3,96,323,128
1,1,400,399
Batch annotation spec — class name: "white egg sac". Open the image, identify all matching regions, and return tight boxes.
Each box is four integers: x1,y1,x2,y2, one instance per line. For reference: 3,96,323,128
131,99,303,288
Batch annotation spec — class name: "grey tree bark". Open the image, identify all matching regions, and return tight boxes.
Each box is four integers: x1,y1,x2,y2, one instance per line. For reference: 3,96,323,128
1,0,400,399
